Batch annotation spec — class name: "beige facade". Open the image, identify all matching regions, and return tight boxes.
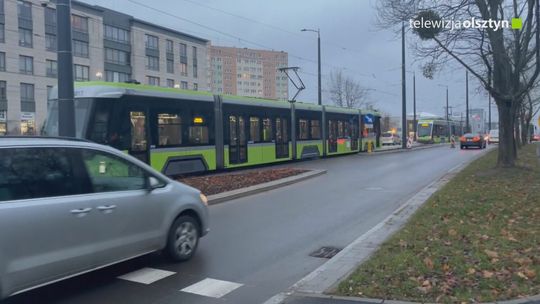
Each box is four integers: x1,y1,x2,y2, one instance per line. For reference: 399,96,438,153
0,0,208,135
210,46,288,100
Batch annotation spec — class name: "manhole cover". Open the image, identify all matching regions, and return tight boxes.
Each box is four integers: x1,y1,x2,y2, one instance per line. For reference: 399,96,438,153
309,246,342,259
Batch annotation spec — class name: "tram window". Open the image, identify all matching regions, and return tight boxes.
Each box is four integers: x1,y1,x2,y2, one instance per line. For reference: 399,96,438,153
130,112,147,151
157,113,182,146
250,117,260,142
311,120,321,139
344,121,351,138
338,121,344,138
189,126,209,144
90,109,109,144
299,119,309,140
262,118,273,141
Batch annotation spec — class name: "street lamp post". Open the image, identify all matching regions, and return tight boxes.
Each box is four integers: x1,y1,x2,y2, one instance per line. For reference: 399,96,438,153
401,22,407,149
438,84,451,140
301,28,321,106
413,72,416,141
56,0,75,137
466,70,470,133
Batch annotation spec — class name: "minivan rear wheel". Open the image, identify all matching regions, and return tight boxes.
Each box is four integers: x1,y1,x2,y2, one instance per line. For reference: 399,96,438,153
165,215,200,262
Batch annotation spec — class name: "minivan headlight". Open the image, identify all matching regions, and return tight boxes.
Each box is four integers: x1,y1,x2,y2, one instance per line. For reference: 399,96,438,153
199,193,208,206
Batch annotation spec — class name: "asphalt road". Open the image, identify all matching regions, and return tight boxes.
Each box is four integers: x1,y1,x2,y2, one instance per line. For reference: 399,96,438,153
3,145,488,304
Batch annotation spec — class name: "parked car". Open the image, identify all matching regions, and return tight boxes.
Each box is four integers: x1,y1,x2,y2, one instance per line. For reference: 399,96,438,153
0,137,210,300
381,132,401,145
488,129,499,144
532,134,540,142
460,133,487,149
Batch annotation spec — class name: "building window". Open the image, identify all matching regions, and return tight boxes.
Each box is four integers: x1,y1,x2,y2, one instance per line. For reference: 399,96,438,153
0,52,4,71
192,46,198,78
180,43,187,60
166,79,175,88
180,81,188,90
73,40,89,58
20,83,34,101
17,0,32,20
193,83,198,91
44,7,56,32
46,59,57,77
166,39,173,53
105,70,130,82
167,58,174,73
0,81,6,100
73,64,89,81
145,34,159,50
105,48,129,65
104,25,130,43
146,76,160,86
19,28,32,47
180,63,187,76
47,85,53,105
0,24,4,43
19,55,33,74
71,15,88,33
46,34,56,51
146,55,159,71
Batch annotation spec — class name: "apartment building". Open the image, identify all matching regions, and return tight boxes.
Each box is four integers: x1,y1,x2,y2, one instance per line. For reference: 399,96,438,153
210,46,288,100
0,0,209,135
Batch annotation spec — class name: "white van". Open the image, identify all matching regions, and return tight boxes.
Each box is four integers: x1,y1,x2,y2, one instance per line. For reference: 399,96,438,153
488,129,499,144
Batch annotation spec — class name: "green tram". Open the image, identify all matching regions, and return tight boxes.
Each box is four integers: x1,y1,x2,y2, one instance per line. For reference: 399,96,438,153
44,82,381,176
417,119,462,144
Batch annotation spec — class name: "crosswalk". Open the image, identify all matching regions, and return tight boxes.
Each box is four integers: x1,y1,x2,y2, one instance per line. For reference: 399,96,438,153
117,267,244,300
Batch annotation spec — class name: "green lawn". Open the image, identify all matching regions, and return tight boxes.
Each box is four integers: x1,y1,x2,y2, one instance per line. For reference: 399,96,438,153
336,144,540,303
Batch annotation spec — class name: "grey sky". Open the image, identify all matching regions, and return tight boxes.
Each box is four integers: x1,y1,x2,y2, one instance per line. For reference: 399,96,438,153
81,0,496,120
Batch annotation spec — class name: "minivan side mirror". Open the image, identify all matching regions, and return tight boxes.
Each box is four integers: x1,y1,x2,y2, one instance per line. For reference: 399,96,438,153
147,176,163,191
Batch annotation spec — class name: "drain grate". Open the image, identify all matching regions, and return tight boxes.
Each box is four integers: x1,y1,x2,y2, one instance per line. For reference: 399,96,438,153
309,246,342,259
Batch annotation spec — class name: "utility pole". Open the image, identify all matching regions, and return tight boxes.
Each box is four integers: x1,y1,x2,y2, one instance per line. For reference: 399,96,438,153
300,28,321,106
57,0,75,137
401,22,407,149
413,72,417,141
445,87,450,139
466,70,470,133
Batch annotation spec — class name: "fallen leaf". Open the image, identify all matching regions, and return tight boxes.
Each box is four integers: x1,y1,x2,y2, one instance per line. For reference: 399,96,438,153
399,239,408,248
442,264,450,272
491,258,499,263
517,272,528,280
483,270,494,278
523,268,536,279
468,268,476,275
514,257,532,266
484,249,499,258
424,257,434,269
448,229,458,236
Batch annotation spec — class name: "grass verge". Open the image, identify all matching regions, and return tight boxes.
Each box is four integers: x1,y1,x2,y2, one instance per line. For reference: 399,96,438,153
336,144,540,303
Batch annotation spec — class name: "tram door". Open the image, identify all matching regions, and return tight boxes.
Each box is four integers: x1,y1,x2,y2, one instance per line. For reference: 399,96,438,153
229,115,247,164
275,117,289,159
351,120,359,150
129,110,150,164
328,120,338,153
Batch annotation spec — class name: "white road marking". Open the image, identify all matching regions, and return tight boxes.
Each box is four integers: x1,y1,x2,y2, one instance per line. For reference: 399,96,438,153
181,278,243,298
118,267,176,285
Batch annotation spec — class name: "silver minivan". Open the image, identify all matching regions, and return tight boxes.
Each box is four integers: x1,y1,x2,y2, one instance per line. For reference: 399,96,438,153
0,137,210,299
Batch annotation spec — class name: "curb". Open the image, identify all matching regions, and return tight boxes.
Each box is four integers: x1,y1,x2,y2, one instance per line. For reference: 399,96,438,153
263,149,502,304
207,169,327,205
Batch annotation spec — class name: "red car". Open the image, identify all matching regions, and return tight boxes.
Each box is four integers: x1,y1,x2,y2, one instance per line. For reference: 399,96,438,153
460,133,486,149
533,134,540,142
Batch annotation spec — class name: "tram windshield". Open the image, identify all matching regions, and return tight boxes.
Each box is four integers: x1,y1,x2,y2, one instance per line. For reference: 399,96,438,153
42,98,93,138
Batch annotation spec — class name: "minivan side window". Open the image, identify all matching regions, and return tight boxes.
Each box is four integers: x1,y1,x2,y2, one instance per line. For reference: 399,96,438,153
0,148,90,202
81,149,147,192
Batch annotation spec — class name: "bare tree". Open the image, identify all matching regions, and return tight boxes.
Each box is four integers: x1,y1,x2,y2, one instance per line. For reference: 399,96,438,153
377,0,540,167
328,69,371,108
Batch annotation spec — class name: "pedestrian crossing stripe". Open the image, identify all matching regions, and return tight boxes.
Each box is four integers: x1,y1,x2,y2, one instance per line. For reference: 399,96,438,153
181,278,243,298
117,267,176,285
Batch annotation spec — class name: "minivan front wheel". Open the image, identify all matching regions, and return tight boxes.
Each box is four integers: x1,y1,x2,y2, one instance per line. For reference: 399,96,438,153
165,215,200,261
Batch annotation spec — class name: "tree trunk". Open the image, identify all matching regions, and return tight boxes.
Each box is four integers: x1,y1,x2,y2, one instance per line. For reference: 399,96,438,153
497,101,517,167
